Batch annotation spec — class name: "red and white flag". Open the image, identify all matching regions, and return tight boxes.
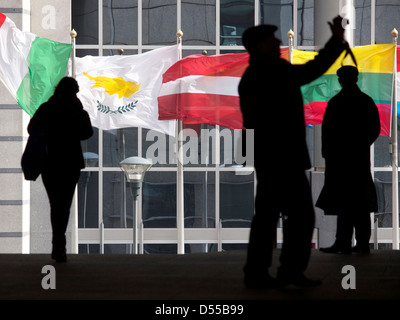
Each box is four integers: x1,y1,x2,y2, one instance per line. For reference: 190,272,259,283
158,52,249,129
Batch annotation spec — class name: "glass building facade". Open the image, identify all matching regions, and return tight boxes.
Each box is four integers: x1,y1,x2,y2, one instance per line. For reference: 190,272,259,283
71,0,400,254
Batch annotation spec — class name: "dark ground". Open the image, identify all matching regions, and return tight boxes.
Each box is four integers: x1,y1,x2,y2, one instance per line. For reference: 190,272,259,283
1,249,399,317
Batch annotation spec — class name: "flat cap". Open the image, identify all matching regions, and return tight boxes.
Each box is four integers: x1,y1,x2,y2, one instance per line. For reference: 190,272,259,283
242,25,278,52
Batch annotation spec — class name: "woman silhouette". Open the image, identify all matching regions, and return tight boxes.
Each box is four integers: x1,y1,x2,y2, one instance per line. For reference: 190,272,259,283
28,77,93,262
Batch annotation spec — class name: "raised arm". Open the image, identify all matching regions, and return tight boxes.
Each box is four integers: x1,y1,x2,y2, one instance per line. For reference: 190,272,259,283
292,15,347,86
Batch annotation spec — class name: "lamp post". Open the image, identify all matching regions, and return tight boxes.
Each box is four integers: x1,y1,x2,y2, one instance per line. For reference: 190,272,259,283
82,152,99,253
120,157,152,254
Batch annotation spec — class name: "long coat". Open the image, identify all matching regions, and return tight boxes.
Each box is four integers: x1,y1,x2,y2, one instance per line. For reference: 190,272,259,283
315,84,381,215
238,36,347,172
27,94,93,172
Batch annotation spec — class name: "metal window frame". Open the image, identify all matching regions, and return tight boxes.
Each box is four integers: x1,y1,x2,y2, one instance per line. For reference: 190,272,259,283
74,0,399,252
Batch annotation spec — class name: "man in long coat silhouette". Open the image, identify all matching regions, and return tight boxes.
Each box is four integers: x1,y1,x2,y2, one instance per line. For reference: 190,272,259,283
317,66,380,254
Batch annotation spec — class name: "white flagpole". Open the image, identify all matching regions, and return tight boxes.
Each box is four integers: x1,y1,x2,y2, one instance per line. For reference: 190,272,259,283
176,30,185,254
70,28,78,254
70,29,77,78
391,28,399,250
288,29,294,63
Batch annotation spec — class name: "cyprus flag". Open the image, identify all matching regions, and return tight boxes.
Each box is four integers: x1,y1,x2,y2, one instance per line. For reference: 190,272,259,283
75,45,179,136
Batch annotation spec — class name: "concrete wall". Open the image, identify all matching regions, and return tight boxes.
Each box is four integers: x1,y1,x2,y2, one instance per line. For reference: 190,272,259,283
0,0,72,254
0,0,31,253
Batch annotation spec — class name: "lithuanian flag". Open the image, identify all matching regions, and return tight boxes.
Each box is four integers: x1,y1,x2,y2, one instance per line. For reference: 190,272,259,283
292,43,396,136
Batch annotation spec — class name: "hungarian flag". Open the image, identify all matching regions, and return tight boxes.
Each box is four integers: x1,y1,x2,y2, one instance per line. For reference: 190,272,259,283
294,43,396,136
0,13,72,116
158,52,249,129
75,45,179,136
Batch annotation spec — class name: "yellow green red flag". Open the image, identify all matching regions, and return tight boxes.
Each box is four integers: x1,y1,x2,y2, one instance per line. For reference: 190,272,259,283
292,43,396,136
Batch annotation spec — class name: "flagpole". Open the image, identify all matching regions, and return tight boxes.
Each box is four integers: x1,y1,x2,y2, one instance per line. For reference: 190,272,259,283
288,29,294,63
176,29,185,254
70,29,77,78
391,28,399,250
70,28,78,254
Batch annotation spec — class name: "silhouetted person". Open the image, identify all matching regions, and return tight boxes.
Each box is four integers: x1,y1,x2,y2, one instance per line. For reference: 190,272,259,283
239,16,347,289
317,66,380,255
28,77,93,262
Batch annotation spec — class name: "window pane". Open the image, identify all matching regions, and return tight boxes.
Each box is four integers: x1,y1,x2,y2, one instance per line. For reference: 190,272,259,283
260,0,293,46
144,244,177,254
103,128,138,167
304,126,314,167
186,243,218,253
142,171,216,228
143,128,176,167
142,0,177,45
220,0,254,46
219,127,245,166
103,171,134,228
79,244,100,254
297,0,314,46
143,126,219,167
183,49,216,57
220,49,246,54
72,0,99,44
182,0,216,45
222,243,248,251
77,49,99,58
220,171,254,227
374,135,392,168
78,172,99,228
354,0,371,45
375,0,400,44
190,124,216,167
374,171,396,228
184,172,216,228
81,128,99,167
103,0,138,45
102,49,138,56
105,244,132,254
181,125,216,167
142,171,177,228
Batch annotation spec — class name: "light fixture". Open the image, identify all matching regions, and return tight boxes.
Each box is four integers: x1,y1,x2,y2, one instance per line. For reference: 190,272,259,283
83,152,99,167
120,157,152,254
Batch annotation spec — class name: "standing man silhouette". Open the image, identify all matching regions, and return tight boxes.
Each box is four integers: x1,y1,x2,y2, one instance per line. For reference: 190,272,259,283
317,66,380,254
239,16,347,288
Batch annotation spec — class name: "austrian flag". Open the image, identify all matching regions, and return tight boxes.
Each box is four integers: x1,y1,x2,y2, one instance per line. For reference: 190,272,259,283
158,52,249,129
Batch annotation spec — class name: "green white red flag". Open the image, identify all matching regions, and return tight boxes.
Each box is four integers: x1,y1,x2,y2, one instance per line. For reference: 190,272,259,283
0,13,72,116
